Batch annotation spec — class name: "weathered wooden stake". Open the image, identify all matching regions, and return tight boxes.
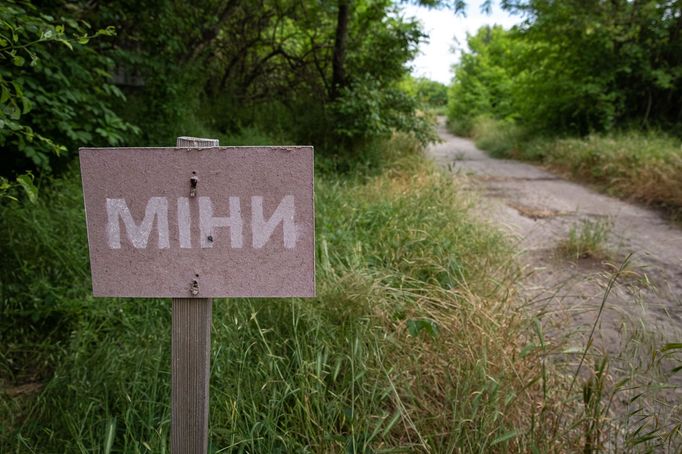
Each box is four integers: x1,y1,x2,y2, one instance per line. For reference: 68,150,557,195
171,136,218,454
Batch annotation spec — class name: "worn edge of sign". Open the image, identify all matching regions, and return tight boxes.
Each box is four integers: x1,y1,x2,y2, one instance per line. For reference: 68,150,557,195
78,149,100,298
310,146,316,298
78,146,317,299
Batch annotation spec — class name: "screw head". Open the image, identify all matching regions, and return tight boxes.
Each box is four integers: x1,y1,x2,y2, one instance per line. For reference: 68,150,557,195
190,279,199,296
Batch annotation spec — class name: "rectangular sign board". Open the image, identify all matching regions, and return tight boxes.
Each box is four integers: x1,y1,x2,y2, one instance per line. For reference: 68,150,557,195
80,146,315,298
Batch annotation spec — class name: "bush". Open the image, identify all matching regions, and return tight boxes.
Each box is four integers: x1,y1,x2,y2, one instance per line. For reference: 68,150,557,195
469,116,682,211
330,76,438,150
470,116,526,158
0,1,137,191
536,132,682,208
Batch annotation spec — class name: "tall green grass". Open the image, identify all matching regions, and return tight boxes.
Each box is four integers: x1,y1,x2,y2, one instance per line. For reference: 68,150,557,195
470,116,526,158
462,116,682,211
0,133,554,452
532,133,682,209
559,219,612,260
3,132,678,452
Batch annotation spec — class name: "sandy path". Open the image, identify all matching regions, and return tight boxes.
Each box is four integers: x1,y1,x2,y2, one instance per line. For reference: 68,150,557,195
428,122,682,390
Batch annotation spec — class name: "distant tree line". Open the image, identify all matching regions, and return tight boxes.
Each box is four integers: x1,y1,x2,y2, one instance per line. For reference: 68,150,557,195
449,0,682,135
402,76,449,109
1,0,466,199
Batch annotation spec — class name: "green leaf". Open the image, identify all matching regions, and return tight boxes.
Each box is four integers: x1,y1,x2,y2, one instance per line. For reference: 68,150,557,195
490,430,521,446
16,173,38,203
1,85,10,104
661,343,682,353
56,38,73,50
21,96,32,114
382,410,402,437
13,55,25,67
103,417,116,454
98,26,117,37
11,81,23,98
0,178,11,191
407,318,439,338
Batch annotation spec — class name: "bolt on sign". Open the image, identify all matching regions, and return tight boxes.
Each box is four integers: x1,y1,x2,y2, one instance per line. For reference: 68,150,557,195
79,146,315,298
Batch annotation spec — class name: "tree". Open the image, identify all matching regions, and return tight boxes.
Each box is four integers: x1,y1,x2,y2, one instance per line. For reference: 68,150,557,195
504,0,682,132
0,1,137,201
449,1,682,135
73,0,438,149
447,26,521,133
402,76,448,108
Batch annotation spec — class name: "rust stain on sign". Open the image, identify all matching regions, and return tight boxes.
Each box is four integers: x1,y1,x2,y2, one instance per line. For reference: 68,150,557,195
79,147,315,298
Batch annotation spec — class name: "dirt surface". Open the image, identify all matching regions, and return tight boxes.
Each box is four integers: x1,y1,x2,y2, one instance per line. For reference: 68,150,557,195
428,122,682,413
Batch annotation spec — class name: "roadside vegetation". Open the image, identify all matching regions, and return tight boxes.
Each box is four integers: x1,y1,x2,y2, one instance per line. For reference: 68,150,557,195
401,76,449,116
447,1,682,214
466,117,682,213
0,132,553,451
444,2,682,450
6,129,678,451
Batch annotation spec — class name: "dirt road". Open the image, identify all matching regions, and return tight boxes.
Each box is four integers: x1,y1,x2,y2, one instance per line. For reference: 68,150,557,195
428,122,682,374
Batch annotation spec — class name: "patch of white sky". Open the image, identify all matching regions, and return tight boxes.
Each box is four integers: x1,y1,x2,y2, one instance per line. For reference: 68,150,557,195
401,1,523,84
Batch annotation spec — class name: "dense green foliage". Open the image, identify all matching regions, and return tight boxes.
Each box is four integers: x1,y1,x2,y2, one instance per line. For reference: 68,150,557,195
447,25,520,134
0,0,455,199
449,0,682,135
0,1,137,199
448,1,682,210
401,75,448,109
85,0,435,147
510,0,682,133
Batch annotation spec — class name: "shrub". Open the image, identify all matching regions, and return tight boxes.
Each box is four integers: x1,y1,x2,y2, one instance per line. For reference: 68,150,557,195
470,116,526,158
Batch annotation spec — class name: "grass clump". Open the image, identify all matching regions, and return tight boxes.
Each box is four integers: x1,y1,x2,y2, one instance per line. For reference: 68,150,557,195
463,118,682,212
534,133,682,210
469,116,526,158
559,219,612,260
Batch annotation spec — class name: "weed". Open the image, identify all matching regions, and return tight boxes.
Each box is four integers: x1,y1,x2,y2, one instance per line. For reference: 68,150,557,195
582,357,609,453
447,117,472,137
559,219,612,260
470,116,526,158
542,133,682,209
473,119,682,212
548,255,682,452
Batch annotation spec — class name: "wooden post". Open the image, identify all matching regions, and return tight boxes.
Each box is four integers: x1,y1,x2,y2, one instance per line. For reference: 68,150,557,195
172,136,218,454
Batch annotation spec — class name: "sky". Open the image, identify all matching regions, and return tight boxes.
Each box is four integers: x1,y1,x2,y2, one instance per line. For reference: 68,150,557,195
402,1,522,84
